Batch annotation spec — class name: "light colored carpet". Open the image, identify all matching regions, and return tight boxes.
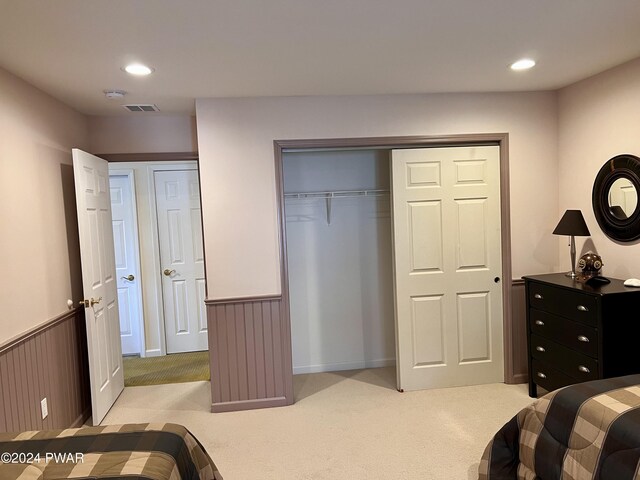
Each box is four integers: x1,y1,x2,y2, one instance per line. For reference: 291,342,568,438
103,367,533,480
123,351,210,386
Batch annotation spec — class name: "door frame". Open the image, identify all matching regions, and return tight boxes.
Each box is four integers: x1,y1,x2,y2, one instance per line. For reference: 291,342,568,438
101,153,204,357
109,168,145,356
273,133,518,384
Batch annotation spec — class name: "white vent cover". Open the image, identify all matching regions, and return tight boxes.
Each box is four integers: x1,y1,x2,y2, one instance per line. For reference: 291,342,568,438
122,104,160,112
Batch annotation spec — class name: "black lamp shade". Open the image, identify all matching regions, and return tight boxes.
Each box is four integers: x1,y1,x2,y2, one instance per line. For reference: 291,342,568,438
553,210,590,236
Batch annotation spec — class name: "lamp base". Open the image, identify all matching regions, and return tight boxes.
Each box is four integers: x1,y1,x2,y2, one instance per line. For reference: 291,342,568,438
565,271,578,278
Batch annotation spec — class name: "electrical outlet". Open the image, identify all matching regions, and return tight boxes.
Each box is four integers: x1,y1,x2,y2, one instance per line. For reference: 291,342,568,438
41,398,48,420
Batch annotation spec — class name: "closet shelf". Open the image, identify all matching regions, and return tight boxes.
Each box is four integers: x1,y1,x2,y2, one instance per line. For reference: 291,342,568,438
284,188,389,199
284,189,389,225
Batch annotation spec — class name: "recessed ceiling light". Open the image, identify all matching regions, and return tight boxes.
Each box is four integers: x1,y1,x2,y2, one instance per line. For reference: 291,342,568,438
123,63,154,76
510,58,536,71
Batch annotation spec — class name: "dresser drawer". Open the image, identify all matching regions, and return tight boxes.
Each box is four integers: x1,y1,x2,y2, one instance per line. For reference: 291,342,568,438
531,359,578,393
529,309,598,357
530,334,599,381
528,282,598,326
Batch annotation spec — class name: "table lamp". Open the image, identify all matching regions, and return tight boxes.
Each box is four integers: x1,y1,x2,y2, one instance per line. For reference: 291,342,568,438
552,209,591,278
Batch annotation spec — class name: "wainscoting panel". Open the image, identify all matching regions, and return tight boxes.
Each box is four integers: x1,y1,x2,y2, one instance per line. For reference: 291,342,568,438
206,282,528,414
510,279,528,383
206,296,293,413
0,308,90,433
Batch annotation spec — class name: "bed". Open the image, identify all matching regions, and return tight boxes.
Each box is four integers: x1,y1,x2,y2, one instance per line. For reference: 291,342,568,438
0,423,218,479
479,374,640,479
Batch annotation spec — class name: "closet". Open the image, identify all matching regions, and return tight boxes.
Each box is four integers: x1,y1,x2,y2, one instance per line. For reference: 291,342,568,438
283,149,395,375
208,137,511,411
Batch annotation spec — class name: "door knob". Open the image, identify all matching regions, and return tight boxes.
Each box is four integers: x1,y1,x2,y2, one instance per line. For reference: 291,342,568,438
79,297,102,308
163,269,176,277
121,274,135,281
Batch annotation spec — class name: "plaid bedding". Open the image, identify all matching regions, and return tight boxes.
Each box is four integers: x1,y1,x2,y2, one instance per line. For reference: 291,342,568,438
479,375,640,480
0,423,218,480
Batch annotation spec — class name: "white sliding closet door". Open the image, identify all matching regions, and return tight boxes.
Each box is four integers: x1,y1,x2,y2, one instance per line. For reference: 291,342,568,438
391,146,504,391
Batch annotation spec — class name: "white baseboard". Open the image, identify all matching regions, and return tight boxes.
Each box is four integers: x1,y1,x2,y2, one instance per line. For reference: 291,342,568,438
293,358,395,375
144,349,163,358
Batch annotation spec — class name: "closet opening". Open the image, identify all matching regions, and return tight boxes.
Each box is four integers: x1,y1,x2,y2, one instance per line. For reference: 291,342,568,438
274,134,515,404
282,148,397,394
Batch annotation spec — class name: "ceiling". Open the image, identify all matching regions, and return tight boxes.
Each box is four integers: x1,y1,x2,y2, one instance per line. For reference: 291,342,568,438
2,0,640,116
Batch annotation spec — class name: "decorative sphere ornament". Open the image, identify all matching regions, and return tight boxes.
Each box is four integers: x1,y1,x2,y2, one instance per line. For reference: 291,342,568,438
578,252,603,274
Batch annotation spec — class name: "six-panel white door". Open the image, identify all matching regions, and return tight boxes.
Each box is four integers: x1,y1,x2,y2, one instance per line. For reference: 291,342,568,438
72,149,124,425
155,170,208,353
110,173,143,356
391,146,504,391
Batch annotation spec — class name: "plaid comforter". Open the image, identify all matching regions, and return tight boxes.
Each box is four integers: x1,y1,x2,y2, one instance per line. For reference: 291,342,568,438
0,423,218,480
479,375,640,480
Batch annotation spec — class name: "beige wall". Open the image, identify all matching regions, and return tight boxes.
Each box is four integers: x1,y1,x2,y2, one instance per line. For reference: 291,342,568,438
196,92,560,299
558,57,640,279
0,67,88,344
88,115,197,154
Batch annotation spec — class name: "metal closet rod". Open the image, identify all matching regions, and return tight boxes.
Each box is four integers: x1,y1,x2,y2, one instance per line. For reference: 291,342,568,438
283,188,390,199
284,189,390,225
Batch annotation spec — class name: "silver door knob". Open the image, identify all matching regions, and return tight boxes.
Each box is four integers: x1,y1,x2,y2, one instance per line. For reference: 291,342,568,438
121,274,135,281
163,269,176,276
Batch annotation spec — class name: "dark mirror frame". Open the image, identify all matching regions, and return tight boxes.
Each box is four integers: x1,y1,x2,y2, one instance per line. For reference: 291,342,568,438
592,153,640,242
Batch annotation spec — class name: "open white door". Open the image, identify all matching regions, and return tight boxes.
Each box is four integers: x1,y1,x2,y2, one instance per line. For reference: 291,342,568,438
155,170,207,354
73,149,124,425
391,146,504,391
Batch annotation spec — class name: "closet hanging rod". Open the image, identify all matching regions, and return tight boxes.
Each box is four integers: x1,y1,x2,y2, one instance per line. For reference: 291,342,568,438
284,188,390,199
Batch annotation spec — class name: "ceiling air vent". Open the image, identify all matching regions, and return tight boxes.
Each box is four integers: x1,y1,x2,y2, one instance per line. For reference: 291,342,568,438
122,104,160,112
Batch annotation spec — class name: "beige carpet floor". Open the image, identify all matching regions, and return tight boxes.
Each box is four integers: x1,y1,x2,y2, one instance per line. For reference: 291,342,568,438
123,351,210,386
103,367,533,480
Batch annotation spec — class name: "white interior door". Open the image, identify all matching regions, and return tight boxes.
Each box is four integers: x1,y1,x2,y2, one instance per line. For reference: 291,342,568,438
110,173,143,356
155,170,207,354
72,149,124,425
391,146,504,391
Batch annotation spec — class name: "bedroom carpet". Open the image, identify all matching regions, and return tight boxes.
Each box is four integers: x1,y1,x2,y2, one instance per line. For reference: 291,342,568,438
103,367,533,480
123,351,209,386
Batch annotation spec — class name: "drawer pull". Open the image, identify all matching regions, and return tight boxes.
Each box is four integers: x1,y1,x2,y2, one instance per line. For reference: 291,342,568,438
577,335,590,343
535,320,545,326
537,372,547,379
534,293,543,300
577,305,589,312
536,346,546,352
578,365,591,374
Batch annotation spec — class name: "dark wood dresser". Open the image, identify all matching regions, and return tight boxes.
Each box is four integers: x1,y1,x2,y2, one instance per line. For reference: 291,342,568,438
524,273,640,397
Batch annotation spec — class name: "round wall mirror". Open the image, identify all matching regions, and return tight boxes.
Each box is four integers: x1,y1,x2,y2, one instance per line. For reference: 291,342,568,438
592,154,640,241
